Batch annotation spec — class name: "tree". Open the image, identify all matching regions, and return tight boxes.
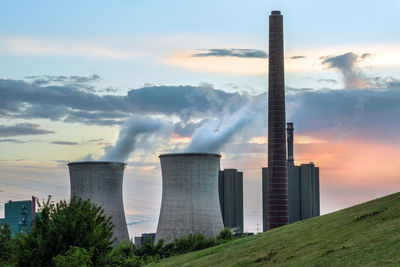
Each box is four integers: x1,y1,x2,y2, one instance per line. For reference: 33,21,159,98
0,223,12,264
12,196,115,266
53,246,93,267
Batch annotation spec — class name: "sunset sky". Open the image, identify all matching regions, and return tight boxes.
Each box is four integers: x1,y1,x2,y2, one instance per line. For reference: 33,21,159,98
1,0,400,237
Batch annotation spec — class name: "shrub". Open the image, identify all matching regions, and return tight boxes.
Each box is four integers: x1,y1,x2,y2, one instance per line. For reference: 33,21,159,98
217,228,234,243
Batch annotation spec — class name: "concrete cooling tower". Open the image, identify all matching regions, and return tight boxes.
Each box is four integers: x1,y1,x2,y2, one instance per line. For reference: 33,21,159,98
68,161,129,245
155,153,224,244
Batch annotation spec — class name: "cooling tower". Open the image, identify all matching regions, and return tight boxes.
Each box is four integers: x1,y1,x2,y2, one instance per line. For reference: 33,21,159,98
155,153,224,244
68,161,129,245
267,10,289,230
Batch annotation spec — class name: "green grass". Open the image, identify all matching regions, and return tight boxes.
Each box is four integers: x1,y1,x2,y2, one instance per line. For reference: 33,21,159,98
148,192,400,266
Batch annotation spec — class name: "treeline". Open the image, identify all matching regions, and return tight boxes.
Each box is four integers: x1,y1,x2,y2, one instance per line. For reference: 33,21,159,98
0,196,243,266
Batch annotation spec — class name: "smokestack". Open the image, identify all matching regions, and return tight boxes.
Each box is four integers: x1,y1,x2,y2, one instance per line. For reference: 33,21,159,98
68,161,129,245
155,153,224,244
31,196,35,223
267,10,289,229
287,122,294,166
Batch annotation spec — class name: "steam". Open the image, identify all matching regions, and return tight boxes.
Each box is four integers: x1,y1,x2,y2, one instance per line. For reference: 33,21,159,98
101,116,163,162
185,107,254,153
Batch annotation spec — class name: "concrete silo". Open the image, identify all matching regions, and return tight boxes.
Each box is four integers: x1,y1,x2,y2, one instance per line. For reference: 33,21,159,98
155,153,224,244
68,161,129,245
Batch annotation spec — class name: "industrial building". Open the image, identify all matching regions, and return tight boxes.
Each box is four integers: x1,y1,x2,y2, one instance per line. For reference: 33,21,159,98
218,169,243,233
0,196,36,235
263,123,320,231
155,153,224,244
134,233,156,247
266,10,289,230
68,161,130,245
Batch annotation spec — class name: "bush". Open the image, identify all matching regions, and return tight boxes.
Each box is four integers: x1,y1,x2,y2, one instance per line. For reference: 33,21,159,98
134,230,235,261
173,233,216,254
105,240,146,266
217,228,234,243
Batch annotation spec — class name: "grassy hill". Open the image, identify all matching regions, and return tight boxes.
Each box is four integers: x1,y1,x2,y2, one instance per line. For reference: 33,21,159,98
148,192,400,266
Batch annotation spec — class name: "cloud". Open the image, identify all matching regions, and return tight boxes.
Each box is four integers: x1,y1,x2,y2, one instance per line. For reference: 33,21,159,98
321,52,371,89
0,138,26,143
286,88,400,141
0,123,54,137
2,75,400,151
25,74,101,91
126,215,152,226
320,52,400,91
6,37,138,59
192,48,267,59
0,79,249,125
51,141,79,145
25,74,100,84
290,55,306,59
370,76,400,89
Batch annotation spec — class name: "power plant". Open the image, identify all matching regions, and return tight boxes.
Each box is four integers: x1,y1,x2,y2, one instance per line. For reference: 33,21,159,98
263,122,320,231
267,10,289,230
68,161,130,245
155,153,224,244
0,10,323,245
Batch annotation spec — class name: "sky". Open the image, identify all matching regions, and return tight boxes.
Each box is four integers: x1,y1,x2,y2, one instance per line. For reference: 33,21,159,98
1,0,400,237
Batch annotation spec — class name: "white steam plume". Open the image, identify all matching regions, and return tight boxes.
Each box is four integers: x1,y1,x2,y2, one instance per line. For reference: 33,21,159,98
184,107,254,153
101,116,163,162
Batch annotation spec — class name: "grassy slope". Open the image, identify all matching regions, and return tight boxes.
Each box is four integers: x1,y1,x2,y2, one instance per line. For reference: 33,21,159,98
148,192,400,266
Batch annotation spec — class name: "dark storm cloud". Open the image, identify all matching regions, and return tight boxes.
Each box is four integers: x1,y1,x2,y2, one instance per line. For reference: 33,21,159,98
290,55,306,59
51,141,79,145
125,85,247,120
18,104,70,121
2,75,400,146
0,79,248,125
192,48,267,58
0,123,54,137
286,88,400,140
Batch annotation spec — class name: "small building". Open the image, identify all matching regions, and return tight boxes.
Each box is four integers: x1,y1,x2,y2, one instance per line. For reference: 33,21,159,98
219,169,244,233
134,233,156,247
0,196,36,235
